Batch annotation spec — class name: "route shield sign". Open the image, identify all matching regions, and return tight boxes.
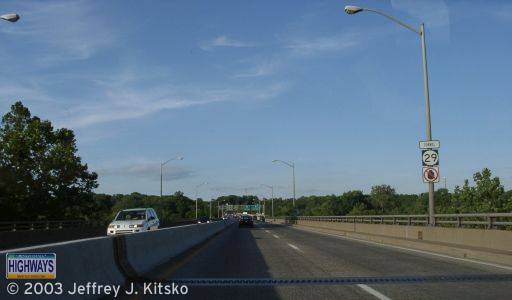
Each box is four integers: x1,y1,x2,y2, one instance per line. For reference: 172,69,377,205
422,166,440,183
422,149,439,166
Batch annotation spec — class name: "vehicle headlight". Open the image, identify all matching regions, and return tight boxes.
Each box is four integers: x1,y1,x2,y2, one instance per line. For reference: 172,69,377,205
136,224,144,228
108,224,115,228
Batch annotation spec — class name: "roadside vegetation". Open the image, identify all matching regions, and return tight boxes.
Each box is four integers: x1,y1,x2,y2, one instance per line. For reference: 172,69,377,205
1,102,510,225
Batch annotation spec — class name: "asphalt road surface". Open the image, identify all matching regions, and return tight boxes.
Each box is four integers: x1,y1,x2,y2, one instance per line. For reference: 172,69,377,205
136,222,512,300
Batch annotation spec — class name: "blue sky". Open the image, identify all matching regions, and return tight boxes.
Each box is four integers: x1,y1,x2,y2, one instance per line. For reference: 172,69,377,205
0,0,511,199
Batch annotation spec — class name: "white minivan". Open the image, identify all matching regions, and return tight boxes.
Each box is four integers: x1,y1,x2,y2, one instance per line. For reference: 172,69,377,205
107,208,160,235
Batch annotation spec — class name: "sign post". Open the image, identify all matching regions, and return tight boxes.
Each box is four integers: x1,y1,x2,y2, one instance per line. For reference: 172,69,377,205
420,141,440,225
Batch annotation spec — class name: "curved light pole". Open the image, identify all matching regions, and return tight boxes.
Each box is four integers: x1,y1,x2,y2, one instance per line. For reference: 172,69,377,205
345,5,436,226
1,13,20,23
195,182,208,219
261,184,274,218
160,156,184,197
272,160,295,207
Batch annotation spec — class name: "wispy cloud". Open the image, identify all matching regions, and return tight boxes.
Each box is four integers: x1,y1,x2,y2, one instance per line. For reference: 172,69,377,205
97,163,193,181
200,35,255,50
234,59,281,78
0,0,116,64
391,0,451,28
57,71,287,128
285,33,360,56
493,4,512,21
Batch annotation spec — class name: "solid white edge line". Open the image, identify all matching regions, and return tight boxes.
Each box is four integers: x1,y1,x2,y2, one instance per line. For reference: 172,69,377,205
357,284,392,300
294,227,512,272
273,234,280,239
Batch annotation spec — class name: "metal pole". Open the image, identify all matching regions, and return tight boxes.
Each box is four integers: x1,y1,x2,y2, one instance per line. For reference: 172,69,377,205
195,190,198,220
160,164,163,197
209,201,212,219
292,164,296,207
420,23,435,226
271,186,274,218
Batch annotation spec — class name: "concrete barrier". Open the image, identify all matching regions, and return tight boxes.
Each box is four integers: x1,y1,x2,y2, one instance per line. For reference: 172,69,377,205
268,218,512,266
0,221,232,299
124,222,226,274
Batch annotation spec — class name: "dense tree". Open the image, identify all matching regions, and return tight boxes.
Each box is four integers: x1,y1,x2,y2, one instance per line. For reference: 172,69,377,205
370,185,397,214
0,102,98,221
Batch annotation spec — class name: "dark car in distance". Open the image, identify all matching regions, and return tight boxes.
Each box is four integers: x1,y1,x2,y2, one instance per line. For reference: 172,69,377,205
239,215,254,227
197,216,210,224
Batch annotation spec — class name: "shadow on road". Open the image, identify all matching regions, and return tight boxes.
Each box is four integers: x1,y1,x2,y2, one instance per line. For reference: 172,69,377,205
131,223,281,299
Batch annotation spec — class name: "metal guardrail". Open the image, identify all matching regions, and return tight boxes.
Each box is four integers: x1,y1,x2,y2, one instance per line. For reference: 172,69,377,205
0,220,85,232
279,213,512,230
0,218,197,232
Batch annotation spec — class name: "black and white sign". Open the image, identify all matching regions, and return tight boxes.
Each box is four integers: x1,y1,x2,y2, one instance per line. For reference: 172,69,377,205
422,149,439,166
423,166,440,183
419,140,440,149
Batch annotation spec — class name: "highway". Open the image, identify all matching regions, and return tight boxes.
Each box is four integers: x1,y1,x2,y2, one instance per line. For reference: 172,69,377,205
134,222,512,300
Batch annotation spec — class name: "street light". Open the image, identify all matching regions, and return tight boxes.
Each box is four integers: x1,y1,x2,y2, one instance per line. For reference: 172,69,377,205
1,13,20,23
261,184,274,218
195,182,208,219
345,5,436,226
272,159,295,207
160,156,184,197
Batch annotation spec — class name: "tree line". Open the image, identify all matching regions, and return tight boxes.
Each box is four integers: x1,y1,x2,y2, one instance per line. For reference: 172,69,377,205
1,102,510,224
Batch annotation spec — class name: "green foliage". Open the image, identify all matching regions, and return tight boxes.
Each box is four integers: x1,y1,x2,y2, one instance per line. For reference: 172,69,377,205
1,102,510,223
0,102,98,221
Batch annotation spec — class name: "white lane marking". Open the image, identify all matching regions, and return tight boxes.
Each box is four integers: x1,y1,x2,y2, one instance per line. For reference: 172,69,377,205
273,234,280,239
295,227,512,272
357,284,392,300
287,243,304,253
265,230,270,233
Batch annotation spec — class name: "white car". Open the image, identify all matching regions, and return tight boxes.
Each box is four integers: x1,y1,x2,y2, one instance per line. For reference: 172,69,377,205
107,208,160,235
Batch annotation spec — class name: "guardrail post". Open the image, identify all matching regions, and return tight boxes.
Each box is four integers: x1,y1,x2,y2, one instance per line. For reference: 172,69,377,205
12,223,16,232
59,222,63,229
30,223,34,231
408,217,411,226
457,216,462,228
393,217,396,225
46,222,50,230
488,216,495,230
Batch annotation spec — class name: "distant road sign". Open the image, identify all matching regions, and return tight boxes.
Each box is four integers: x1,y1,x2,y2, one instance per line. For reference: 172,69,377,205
423,166,440,183
422,149,439,166
419,140,440,149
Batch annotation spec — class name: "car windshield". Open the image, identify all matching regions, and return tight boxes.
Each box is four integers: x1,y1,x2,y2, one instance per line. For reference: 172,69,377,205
115,210,146,221
2,2,512,299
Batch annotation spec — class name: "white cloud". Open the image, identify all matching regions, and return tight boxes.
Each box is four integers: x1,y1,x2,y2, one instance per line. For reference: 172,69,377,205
285,33,360,56
0,0,116,64
200,35,254,50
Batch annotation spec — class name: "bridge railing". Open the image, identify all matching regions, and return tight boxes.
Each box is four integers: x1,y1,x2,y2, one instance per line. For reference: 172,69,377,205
0,220,86,232
281,213,512,230
0,218,196,232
